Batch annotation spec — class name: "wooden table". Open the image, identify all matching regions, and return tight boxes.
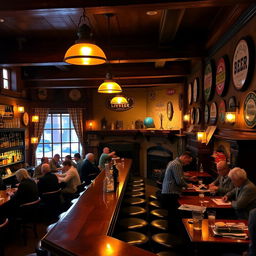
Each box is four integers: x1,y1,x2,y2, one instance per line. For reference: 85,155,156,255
0,188,17,206
182,219,249,255
178,196,232,209
41,159,157,256
185,171,212,178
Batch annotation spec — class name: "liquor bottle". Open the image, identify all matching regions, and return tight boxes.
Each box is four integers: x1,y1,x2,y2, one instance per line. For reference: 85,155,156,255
199,163,204,173
112,162,119,191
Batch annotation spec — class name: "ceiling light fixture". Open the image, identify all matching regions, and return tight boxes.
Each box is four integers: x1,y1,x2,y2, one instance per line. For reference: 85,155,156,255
64,9,106,65
110,95,128,105
97,14,122,94
146,11,158,16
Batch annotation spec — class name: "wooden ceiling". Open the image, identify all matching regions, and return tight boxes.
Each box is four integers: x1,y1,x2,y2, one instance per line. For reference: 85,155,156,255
0,0,252,89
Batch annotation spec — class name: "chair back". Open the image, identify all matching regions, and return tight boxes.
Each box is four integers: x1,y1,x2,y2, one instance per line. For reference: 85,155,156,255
19,198,41,221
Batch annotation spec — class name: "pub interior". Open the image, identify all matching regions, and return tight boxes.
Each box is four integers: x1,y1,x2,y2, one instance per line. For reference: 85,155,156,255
0,1,256,256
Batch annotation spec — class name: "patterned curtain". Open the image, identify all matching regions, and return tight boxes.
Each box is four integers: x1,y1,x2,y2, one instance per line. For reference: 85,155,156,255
32,108,49,165
68,108,85,157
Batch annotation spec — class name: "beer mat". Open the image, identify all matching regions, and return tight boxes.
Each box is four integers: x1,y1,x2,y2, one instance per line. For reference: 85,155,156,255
178,204,206,212
212,198,231,205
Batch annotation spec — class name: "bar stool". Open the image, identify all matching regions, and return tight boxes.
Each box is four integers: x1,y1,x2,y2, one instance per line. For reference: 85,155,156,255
124,197,146,206
152,233,181,251
121,206,146,217
116,231,149,247
150,209,168,219
149,200,161,209
127,186,145,192
118,218,148,231
150,219,168,232
130,177,144,183
125,191,145,198
149,194,158,201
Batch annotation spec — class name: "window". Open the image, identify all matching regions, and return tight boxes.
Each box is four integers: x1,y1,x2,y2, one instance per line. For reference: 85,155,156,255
2,68,10,90
35,113,82,165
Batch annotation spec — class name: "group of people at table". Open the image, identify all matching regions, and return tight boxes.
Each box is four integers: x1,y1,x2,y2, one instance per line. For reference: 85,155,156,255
160,151,256,256
0,147,115,222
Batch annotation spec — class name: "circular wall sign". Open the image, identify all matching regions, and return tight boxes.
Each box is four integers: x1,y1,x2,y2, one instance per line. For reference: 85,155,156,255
69,89,82,101
228,96,237,111
22,112,29,126
232,37,254,91
244,91,256,128
219,99,226,123
166,101,174,121
204,104,210,124
195,108,201,124
193,78,199,103
216,56,229,96
190,108,195,124
204,61,215,101
210,102,218,125
188,83,192,105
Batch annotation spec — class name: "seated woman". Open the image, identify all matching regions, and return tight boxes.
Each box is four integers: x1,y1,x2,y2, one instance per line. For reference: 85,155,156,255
0,169,38,218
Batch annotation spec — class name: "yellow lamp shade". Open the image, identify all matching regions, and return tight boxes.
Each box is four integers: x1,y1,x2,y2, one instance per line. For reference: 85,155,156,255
31,137,38,144
17,106,25,113
110,96,128,104
98,80,122,94
197,131,207,143
32,115,39,122
225,112,236,124
64,43,106,65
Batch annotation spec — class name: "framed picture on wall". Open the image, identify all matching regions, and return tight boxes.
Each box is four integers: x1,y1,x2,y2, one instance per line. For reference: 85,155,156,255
210,102,218,125
219,99,226,123
244,91,256,128
232,37,255,91
216,56,229,96
204,61,215,101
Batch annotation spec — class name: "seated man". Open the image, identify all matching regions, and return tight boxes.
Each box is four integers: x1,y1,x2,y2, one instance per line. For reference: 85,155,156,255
248,208,256,256
37,163,60,195
98,147,116,171
74,153,83,177
49,154,62,172
80,153,100,185
209,161,234,196
57,160,81,195
34,157,49,178
223,167,256,219
64,155,77,168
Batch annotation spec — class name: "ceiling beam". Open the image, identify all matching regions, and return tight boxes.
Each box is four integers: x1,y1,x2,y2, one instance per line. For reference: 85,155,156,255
0,0,253,12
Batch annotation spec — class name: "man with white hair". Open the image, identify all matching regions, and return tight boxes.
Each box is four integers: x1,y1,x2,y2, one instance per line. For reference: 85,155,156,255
80,153,100,185
223,167,256,219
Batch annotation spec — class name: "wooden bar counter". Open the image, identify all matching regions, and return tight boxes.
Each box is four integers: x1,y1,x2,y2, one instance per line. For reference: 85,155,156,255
41,159,156,256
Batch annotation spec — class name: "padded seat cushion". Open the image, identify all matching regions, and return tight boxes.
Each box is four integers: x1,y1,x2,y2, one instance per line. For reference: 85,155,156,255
151,219,168,231
124,197,146,205
152,233,180,248
150,209,168,218
117,231,149,245
122,206,146,216
118,218,148,229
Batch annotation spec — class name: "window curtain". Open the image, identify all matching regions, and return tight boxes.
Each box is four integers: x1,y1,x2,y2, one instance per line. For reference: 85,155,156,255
32,108,49,165
68,108,85,157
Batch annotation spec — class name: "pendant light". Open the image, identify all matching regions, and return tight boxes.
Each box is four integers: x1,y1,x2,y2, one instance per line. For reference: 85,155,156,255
97,14,122,93
64,9,106,65
110,95,128,104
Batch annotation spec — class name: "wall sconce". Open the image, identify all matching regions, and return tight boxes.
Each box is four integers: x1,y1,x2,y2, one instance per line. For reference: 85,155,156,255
31,137,38,144
197,131,207,143
17,106,25,113
31,115,39,122
183,114,190,122
87,120,95,130
225,112,236,124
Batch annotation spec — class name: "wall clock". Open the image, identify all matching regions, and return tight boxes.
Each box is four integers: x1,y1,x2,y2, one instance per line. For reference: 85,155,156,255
188,83,192,105
193,78,199,103
219,99,226,123
166,101,174,121
232,37,254,91
210,102,217,125
204,104,209,124
244,91,256,128
204,61,215,101
216,56,229,96
69,89,82,101
22,112,29,126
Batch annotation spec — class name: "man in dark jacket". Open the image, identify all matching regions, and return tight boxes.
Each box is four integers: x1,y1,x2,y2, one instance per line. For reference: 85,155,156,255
80,153,100,185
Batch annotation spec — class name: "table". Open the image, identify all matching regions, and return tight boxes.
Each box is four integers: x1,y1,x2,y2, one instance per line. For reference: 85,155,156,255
42,159,157,256
185,171,212,178
178,196,232,209
182,219,249,255
0,188,17,206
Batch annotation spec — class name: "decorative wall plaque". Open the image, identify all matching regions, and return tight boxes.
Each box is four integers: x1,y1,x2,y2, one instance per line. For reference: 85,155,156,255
193,78,199,103
188,83,192,105
216,56,229,96
0,104,14,119
244,91,256,128
210,102,217,125
69,89,82,101
228,96,237,111
219,99,226,123
106,96,134,112
204,61,215,101
190,108,195,124
232,37,254,91
204,104,209,124
195,108,201,124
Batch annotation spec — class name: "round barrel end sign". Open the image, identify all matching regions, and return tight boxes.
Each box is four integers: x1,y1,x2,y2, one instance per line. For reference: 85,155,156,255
219,99,226,124
216,56,229,96
232,38,254,91
204,61,215,101
244,91,256,128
